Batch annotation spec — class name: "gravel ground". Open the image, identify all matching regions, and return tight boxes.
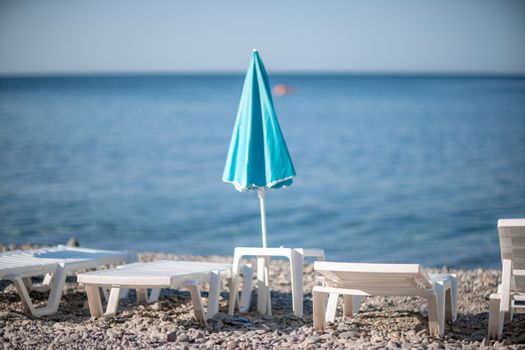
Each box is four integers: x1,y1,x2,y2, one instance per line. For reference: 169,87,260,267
0,244,523,349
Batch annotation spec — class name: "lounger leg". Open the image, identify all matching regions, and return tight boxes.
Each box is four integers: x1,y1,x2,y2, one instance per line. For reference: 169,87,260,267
42,273,53,288
426,294,440,337
206,271,220,319
493,283,511,323
449,274,458,322
186,282,206,326
9,265,66,317
290,249,303,318
445,288,452,322
325,293,338,322
11,276,37,315
257,256,269,315
148,288,161,303
104,288,121,317
313,289,328,331
343,295,352,318
35,265,66,316
344,295,361,318
501,259,512,316
433,281,446,337
488,294,502,339
264,257,271,315
228,252,242,315
136,289,148,305
85,285,104,318
239,264,253,313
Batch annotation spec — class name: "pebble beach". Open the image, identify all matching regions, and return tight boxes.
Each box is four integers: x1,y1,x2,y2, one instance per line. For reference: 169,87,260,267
0,244,524,350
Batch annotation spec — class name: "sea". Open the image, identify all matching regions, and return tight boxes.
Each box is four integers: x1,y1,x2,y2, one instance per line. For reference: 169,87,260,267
0,74,524,268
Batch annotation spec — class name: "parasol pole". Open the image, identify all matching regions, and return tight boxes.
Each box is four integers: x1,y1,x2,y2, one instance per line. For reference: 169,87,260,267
258,188,268,248
257,187,271,314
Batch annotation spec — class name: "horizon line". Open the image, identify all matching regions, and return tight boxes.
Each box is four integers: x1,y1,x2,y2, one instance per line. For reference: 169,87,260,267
1,70,525,79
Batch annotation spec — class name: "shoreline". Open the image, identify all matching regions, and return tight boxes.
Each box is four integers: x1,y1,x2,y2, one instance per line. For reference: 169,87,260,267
0,245,523,349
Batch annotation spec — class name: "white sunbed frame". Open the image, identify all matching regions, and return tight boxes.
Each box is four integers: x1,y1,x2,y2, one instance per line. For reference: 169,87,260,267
488,219,525,339
313,261,458,337
0,245,135,317
77,260,253,325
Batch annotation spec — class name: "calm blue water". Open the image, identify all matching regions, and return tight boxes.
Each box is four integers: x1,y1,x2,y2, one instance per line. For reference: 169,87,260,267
0,75,524,268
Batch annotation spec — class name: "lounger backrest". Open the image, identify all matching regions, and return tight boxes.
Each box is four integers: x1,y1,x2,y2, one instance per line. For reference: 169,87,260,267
498,219,525,292
314,261,433,291
0,250,57,279
0,246,129,279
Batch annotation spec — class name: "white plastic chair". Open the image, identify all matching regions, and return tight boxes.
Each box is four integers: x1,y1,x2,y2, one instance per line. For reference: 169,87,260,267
227,247,325,317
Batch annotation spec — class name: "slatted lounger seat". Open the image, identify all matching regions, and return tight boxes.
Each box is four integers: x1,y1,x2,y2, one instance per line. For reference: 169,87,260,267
0,245,135,316
313,262,458,337
77,260,253,325
489,219,525,339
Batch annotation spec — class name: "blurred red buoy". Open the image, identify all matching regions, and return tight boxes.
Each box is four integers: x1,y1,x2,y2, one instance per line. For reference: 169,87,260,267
273,84,294,96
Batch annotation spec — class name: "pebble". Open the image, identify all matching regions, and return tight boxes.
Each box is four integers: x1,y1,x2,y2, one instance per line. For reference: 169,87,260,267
177,334,190,342
149,331,167,341
166,331,177,342
371,336,384,343
106,329,119,338
59,336,74,343
305,335,321,344
227,340,239,349
339,331,357,339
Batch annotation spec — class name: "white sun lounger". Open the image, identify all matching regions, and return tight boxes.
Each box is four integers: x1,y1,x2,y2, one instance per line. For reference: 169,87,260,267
489,219,525,339
77,260,253,324
0,245,135,317
313,262,458,337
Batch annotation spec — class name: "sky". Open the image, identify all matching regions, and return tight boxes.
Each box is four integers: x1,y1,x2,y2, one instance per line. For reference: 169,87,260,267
1,0,525,76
